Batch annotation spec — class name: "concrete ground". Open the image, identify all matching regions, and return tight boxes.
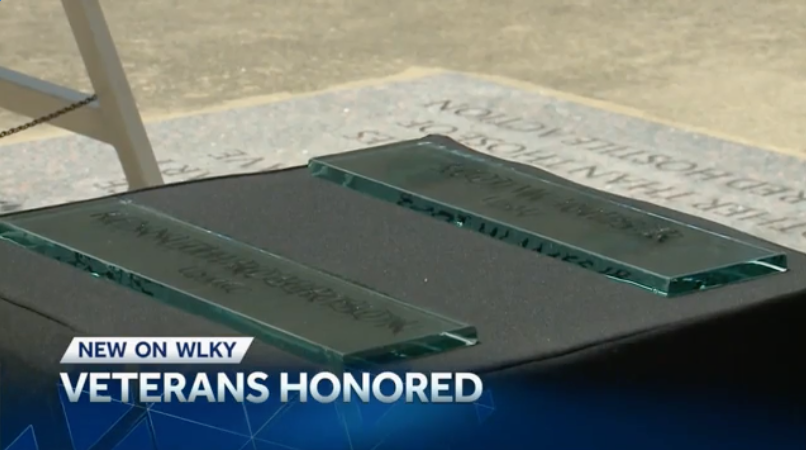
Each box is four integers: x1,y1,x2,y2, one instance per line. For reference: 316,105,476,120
1,0,806,154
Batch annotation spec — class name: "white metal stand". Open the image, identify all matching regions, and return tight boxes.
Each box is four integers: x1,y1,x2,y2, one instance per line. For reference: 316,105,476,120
0,0,163,189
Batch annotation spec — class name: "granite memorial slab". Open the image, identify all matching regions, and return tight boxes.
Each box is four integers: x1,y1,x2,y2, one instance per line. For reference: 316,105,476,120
1,70,804,254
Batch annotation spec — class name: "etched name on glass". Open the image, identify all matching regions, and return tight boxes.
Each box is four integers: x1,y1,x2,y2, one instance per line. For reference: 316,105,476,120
0,199,478,366
309,136,787,296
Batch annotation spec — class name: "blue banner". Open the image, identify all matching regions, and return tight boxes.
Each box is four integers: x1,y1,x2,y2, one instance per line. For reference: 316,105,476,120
2,367,803,450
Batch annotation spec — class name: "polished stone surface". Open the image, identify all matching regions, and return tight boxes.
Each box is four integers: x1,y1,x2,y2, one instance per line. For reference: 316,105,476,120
1,71,804,252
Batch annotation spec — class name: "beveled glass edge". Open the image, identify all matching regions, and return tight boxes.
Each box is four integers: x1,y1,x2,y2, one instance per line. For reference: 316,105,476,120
665,254,788,296
0,200,479,368
309,136,789,296
314,135,790,269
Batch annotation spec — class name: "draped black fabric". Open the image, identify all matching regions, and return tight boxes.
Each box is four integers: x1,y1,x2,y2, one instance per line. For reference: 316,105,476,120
1,168,804,396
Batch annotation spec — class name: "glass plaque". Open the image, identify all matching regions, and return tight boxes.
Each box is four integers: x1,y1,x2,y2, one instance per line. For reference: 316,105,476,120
309,136,788,296
0,199,478,366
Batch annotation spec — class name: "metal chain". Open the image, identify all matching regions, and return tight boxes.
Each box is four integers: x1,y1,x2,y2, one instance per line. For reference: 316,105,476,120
0,94,98,139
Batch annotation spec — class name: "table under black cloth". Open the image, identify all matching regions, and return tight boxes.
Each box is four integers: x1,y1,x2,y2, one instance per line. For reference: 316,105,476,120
2,167,805,396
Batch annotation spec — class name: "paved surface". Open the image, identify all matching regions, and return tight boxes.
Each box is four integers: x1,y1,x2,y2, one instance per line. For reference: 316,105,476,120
1,0,805,247
2,0,806,150
2,70,804,250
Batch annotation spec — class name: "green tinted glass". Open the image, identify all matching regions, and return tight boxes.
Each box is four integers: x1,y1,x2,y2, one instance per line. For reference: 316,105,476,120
310,136,787,296
0,199,477,366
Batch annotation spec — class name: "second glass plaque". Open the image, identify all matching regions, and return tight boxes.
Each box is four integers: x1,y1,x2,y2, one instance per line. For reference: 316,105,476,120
0,199,478,366
309,136,787,296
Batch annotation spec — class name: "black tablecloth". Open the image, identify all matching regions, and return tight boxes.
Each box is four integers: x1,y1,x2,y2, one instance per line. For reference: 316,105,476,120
2,167,805,394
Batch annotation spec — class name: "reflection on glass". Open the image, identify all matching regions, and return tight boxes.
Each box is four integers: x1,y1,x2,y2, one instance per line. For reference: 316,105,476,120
309,135,787,296
0,199,478,366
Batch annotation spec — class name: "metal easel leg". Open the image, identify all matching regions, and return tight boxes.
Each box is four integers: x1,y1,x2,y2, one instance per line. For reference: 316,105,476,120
60,0,163,189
